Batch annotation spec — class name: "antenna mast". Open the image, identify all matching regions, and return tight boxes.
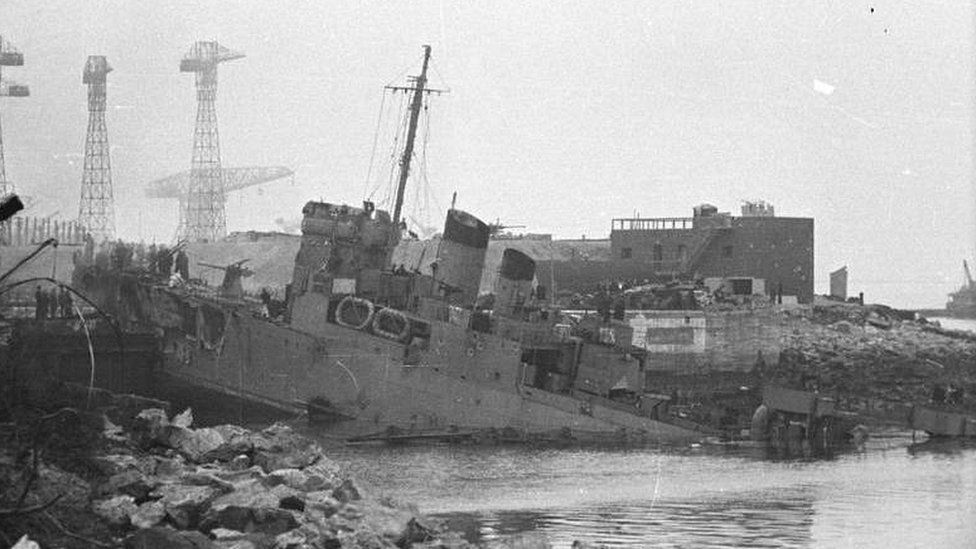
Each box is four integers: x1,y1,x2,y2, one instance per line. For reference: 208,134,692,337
390,45,432,228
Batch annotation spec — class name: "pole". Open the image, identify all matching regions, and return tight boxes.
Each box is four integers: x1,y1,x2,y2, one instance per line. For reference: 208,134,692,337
391,45,431,228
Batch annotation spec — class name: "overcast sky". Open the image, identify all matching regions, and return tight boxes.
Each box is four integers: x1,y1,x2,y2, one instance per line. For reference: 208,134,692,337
0,1,972,308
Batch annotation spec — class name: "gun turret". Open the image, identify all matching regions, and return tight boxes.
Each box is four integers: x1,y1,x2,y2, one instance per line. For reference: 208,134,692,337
199,259,253,299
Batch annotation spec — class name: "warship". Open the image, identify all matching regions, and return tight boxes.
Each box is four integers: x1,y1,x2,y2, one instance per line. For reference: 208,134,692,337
945,260,976,318
73,46,750,445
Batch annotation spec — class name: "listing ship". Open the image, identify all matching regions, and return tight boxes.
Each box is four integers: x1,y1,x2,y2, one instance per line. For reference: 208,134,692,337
73,46,731,445
945,260,976,318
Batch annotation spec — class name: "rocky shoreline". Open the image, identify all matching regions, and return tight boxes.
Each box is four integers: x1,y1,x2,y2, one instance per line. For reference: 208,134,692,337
0,390,540,549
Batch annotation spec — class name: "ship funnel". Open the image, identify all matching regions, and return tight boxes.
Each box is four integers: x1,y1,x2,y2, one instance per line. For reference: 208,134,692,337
435,209,489,306
494,248,535,317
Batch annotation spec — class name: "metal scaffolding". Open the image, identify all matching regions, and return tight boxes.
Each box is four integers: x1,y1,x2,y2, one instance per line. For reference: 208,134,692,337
78,55,115,241
0,34,27,200
179,40,245,242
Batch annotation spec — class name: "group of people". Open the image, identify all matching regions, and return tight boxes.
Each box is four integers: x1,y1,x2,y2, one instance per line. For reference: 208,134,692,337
34,285,74,320
75,234,190,280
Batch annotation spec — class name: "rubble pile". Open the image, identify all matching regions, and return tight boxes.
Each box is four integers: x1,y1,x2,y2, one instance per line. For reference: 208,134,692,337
0,405,477,549
772,302,976,411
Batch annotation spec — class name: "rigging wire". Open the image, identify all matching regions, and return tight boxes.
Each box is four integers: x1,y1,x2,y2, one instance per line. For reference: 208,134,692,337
362,91,389,201
366,89,407,203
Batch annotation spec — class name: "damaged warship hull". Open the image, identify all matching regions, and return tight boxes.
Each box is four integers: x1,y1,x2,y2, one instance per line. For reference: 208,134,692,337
75,261,707,444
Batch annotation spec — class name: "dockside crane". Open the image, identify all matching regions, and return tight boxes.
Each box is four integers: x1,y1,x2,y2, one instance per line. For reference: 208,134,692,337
0,35,27,199
179,41,245,242
146,166,293,207
78,55,116,241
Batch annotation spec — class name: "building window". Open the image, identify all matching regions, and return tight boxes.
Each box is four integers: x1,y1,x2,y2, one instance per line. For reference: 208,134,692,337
723,245,733,258
653,244,663,261
621,247,632,259
677,244,687,260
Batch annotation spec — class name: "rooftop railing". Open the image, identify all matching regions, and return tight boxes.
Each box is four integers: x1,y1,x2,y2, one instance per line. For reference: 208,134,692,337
611,217,694,231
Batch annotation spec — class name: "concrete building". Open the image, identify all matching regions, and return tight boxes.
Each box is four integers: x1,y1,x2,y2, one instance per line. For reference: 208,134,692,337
609,202,814,303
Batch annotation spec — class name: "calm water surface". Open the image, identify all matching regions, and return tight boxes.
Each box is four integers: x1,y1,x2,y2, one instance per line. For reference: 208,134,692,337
315,433,976,548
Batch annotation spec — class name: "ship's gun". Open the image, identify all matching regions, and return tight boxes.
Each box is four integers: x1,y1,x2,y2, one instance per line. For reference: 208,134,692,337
199,259,253,300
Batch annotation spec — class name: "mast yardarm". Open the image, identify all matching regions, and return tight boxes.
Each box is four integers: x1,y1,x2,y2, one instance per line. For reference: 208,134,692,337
389,45,432,228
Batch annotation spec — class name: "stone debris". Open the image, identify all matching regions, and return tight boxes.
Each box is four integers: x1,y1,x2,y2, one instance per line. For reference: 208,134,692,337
0,402,496,548
772,301,976,415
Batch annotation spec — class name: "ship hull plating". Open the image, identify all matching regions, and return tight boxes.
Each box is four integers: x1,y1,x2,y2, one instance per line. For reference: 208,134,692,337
81,270,706,444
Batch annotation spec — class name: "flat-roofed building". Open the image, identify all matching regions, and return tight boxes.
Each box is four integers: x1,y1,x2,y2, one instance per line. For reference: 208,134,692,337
610,202,814,303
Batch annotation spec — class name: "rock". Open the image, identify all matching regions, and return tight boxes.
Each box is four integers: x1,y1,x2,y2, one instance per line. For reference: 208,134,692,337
133,408,171,448
183,470,236,492
10,535,40,549
92,453,142,476
831,320,853,334
252,424,323,473
265,468,308,490
173,407,195,428
337,503,363,521
300,460,341,492
131,500,167,529
205,424,259,463
103,414,129,442
211,528,248,541
213,465,269,483
153,483,219,530
156,455,188,477
93,494,138,527
229,454,252,471
398,517,436,547
214,541,259,549
204,506,299,537
201,478,299,536
278,495,305,512
331,478,362,503
98,468,157,501
124,526,215,549
273,529,307,549
164,426,227,463
264,465,334,492
304,490,340,518
213,534,274,549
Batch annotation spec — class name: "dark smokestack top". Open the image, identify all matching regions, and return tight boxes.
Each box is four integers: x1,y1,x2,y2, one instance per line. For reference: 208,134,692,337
499,248,535,281
443,209,489,249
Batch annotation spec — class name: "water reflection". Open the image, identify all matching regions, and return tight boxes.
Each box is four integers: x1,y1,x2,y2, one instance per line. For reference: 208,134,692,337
323,434,976,548
441,491,817,548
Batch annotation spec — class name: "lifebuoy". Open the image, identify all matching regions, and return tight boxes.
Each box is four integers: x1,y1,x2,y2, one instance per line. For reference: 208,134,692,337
371,307,411,342
335,296,374,330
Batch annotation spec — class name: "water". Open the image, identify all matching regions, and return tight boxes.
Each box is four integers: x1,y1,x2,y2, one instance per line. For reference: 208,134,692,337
317,435,976,548
927,316,976,334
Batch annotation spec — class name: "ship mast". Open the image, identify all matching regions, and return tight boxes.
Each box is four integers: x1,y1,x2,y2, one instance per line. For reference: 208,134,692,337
388,45,432,228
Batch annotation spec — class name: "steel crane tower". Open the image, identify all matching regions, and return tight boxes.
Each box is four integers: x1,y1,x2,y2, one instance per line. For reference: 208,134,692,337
179,40,244,242
78,55,115,240
0,35,27,199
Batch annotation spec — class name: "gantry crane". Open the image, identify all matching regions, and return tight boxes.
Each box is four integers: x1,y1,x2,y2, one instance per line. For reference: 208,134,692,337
146,166,294,199
179,40,245,242
78,55,116,241
0,35,27,199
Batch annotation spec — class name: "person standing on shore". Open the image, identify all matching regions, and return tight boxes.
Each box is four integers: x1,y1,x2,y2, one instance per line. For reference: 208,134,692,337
59,287,74,318
48,288,58,319
175,249,189,281
34,286,46,321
